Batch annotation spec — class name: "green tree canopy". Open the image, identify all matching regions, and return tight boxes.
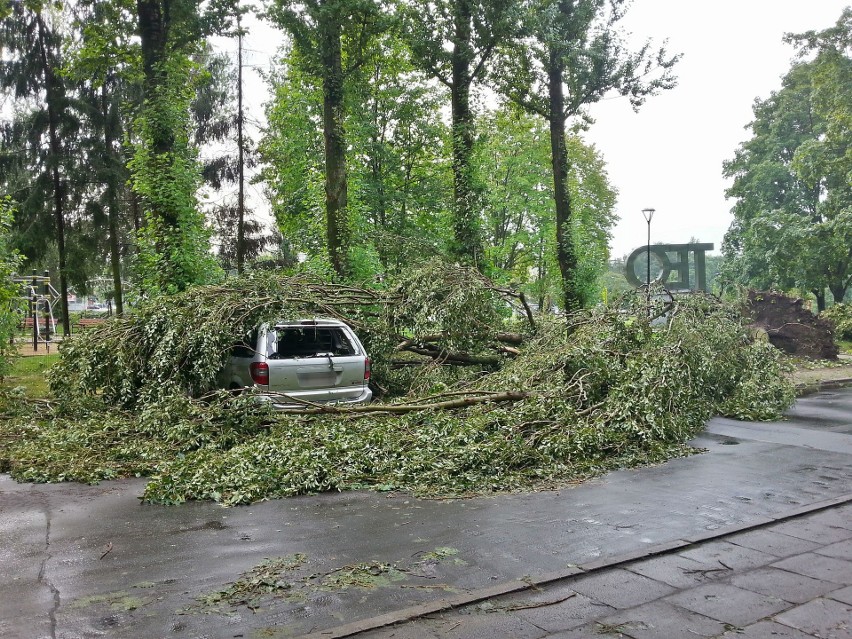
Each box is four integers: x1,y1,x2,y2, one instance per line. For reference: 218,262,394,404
399,0,523,271
259,36,452,276
265,0,385,277
130,0,237,294
477,107,616,308
65,0,143,314
0,0,84,332
496,0,678,312
721,8,852,309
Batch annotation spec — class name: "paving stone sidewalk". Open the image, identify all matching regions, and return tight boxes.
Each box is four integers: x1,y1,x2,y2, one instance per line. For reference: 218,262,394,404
352,504,852,639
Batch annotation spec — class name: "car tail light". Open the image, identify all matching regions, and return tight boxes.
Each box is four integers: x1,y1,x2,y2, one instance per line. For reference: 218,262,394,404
364,357,371,380
249,361,269,385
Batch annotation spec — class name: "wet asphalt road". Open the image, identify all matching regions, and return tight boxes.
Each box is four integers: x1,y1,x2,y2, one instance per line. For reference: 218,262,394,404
1,388,851,639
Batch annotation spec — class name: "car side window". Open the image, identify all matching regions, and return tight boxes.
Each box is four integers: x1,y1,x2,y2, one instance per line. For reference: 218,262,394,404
332,330,356,355
275,329,303,358
231,329,258,358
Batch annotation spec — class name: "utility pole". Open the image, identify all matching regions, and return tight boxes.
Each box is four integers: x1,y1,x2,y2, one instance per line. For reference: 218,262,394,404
236,5,246,274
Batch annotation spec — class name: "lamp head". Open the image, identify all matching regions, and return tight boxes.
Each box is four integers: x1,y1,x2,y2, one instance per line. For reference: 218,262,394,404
642,208,656,223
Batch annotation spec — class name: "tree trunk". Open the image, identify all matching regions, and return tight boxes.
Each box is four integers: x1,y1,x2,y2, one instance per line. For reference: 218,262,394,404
829,284,847,307
370,64,388,233
137,1,166,78
35,13,70,336
537,232,547,311
321,15,349,278
131,190,142,232
813,289,826,312
547,47,580,313
450,0,482,270
102,83,124,316
137,0,171,158
135,0,209,294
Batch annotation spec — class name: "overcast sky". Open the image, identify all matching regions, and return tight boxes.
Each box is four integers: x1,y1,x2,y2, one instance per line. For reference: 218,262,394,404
585,0,850,259
232,1,849,261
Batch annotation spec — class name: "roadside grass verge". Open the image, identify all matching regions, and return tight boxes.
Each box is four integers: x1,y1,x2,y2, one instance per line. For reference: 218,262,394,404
3,352,59,399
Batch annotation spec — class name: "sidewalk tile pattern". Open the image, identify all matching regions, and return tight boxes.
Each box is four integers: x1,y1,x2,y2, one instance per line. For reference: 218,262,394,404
663,582,789,627
716,620,816,638
773,597,852,638
728,566,839,604
595,600,726,638
347,506,852,639
725,528,822,557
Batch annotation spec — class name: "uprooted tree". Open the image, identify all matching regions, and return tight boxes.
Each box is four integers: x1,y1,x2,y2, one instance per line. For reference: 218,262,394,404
0,262,794,505
748,290,839,360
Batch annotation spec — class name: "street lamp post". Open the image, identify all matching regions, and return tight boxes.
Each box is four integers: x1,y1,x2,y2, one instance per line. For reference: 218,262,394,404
642,208,655,307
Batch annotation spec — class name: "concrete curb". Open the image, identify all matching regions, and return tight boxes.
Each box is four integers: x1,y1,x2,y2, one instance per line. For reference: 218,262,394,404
295,493,852,639
795,377,852,396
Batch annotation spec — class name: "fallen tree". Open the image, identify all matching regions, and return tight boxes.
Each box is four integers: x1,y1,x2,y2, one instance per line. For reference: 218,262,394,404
748,290,838,360
43,261,526,407
246,390,530,416
0,268,795,505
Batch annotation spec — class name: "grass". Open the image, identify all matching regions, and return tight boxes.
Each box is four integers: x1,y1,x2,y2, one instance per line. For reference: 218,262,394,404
3,352,59,398
839,339,852,355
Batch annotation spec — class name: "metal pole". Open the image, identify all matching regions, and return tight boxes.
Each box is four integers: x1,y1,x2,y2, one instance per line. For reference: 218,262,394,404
31,270,37,352
641,208,655,311
646,220,651,305
31,293,37,351
43,270,50,343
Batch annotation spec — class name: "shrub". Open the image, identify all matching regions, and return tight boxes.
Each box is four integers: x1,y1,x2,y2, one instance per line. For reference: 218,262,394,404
822,303,852,341
0,198,23,379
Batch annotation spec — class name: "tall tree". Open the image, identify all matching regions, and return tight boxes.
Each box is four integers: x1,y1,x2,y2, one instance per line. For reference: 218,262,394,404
258,49,327,265
787,9,852,305
721,9,852,309
0,0,78,334
400,0,521,270
259,38,452,274
477,106,615,308
132,0,232,293
267,0,384,277
477,108,554,283
192,42,273,272
499,0,678,312
235,8,247,273
68,0,142,315
346,32,453,272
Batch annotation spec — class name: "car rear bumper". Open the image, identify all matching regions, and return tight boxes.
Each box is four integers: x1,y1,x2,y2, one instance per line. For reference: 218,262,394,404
256,386,373,410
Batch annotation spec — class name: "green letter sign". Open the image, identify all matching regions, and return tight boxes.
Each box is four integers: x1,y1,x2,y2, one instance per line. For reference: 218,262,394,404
625,243,714,291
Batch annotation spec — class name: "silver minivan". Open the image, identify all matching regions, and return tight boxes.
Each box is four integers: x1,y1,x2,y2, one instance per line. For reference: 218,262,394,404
220,319,372,407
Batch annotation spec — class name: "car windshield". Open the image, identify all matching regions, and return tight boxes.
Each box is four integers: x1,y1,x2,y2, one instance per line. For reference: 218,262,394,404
273,327,357,358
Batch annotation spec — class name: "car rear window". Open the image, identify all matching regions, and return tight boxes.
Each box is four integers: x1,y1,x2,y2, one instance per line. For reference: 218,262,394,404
273,327,357,358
